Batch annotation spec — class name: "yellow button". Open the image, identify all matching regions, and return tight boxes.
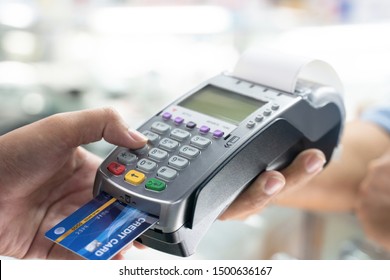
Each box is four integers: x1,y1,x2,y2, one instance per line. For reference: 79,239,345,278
124,170,145,185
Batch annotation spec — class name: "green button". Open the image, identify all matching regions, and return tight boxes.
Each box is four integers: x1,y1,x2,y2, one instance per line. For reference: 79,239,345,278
145,178,166,192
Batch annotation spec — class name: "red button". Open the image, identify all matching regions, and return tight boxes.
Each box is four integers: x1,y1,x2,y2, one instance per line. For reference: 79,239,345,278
107,162,125,175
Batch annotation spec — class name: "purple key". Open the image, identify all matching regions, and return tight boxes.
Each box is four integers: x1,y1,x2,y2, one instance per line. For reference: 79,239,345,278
162,112,172,120
213,129,224,138
199,125,210,134
174,116,184,125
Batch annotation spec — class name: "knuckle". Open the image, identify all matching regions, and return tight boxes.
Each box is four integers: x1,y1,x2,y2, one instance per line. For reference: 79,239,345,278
247,191,267,210
102,106,121,121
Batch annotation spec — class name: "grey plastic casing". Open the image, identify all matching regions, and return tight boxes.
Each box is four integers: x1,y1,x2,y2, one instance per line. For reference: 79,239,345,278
93,73,345,257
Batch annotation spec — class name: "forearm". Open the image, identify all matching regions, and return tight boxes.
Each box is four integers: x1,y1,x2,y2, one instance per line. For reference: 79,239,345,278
276,120,390,212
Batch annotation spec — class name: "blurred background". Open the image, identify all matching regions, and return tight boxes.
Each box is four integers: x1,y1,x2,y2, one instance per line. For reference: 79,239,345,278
1,0,390,260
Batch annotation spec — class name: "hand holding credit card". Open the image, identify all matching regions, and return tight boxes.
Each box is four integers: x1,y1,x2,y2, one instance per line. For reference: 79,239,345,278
45,192,158,260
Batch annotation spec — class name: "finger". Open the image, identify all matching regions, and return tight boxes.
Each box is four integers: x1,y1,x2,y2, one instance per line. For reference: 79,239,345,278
220,149,326,220
219,171,285,220
40,107,148,149
117,243,133,258
134,241,147,250
116,241,147,259
112,254,126,260
280,149,326,193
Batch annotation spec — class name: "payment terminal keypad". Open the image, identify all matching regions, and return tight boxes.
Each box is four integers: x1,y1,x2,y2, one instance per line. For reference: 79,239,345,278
190,136,211,149
124,170,145,185
117,151,137,165
179,145,200,159
151,122,170,134
142,130,159,145
170,128,190,141
159,138,179,152
157,166,178,181
148,148,168,161
106,115,219,193
136,159,157,173
168,156,189,169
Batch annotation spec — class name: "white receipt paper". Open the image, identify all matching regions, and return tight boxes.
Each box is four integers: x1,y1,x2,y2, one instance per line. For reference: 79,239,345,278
233,48,343,94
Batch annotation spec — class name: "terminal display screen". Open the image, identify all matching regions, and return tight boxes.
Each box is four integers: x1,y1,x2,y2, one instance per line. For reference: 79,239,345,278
179,85,267,125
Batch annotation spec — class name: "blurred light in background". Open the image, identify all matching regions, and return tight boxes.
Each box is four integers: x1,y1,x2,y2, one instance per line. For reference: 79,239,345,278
2,31,37,58
21,92,46,115
88,6,232,34
0,61,37,85
0,2,37,28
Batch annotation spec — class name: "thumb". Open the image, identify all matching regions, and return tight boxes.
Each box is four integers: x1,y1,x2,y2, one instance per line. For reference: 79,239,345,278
40,107,148,149
0,107,148,189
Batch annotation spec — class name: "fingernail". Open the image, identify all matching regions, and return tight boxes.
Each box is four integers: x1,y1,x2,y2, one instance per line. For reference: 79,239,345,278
305,154,326,173
263,176,285,196
128,128,148,142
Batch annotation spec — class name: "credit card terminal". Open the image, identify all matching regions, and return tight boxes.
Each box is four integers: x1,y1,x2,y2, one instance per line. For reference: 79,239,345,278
93,49,345,257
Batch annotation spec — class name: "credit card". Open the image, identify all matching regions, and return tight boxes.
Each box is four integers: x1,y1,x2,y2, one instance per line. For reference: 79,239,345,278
45,192,158,260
